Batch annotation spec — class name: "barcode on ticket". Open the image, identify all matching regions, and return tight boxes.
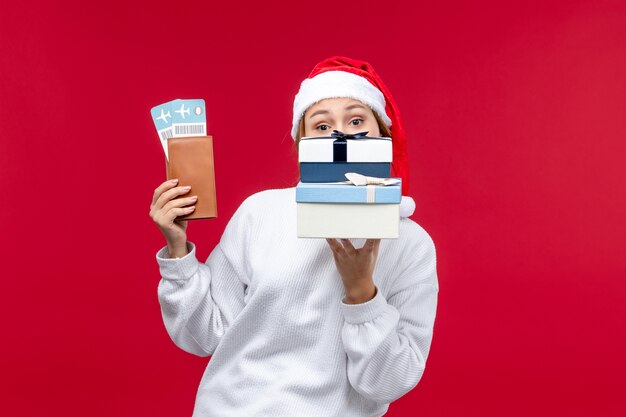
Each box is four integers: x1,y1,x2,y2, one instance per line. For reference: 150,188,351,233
173,123,207,137
160,129,173,140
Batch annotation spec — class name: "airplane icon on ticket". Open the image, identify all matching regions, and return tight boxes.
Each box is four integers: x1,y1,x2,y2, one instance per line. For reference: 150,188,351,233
156,109,171,123
174,103,190,119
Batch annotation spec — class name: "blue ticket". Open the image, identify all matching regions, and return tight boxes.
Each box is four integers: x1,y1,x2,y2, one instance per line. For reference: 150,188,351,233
151,100,176,159
171,99,207,138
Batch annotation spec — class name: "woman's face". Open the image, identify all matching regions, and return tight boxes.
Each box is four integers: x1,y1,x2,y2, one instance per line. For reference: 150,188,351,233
303,97,381,137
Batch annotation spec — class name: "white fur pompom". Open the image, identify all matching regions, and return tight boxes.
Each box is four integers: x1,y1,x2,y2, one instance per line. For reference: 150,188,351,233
399,196,416,218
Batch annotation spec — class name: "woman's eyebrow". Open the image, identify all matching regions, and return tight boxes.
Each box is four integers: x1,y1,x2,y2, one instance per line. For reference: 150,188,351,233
345,104,367,111
308,109,330,120
308,104,366,120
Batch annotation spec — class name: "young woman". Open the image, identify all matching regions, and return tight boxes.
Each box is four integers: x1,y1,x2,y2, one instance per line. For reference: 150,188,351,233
149,56,439,417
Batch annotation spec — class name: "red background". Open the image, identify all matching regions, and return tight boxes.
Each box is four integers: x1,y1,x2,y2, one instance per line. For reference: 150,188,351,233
1,1,625,416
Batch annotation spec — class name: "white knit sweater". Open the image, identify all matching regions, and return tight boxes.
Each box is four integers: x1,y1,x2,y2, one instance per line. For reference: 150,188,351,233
155,187,439,417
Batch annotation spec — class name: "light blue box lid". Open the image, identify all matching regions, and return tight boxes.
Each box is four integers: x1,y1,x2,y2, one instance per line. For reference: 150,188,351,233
296,180,401,204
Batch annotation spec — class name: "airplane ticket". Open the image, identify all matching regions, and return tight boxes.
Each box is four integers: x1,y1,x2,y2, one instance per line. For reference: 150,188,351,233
151,98,207,160
170,99,206,139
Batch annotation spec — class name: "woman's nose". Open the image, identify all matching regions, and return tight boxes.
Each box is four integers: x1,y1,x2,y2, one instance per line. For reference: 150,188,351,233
336,123,352,132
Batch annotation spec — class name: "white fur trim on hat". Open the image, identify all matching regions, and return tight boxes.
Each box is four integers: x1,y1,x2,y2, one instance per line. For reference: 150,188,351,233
399,196,416,217
291,70,392,140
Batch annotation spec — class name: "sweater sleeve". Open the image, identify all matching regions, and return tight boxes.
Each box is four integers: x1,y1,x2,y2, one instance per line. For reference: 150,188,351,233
339,228,439,404
155,201,251,357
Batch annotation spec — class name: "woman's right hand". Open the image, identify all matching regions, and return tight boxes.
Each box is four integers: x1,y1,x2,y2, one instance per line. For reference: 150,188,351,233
150,179,197,250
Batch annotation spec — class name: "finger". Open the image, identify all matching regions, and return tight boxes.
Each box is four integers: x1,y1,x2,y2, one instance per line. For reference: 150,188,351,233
364,239,380,254
370,239,381,257
163,195,198,212
154,185,192,211
162,206,196,225
326,238,346,257
152,179,179,206
153,204,192,227
340,238,357,255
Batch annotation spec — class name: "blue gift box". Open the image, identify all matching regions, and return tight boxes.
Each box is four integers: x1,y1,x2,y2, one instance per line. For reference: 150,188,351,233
295,180,401,204
299,163,391,182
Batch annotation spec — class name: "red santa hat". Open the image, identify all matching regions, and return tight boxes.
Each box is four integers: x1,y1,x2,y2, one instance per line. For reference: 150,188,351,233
292,55,415,216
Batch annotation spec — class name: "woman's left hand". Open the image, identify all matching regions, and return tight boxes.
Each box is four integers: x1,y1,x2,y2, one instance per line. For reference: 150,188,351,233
326,238,381,304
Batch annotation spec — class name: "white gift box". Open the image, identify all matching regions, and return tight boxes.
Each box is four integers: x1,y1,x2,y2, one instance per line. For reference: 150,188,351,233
298,136,392,162
297,202,399,239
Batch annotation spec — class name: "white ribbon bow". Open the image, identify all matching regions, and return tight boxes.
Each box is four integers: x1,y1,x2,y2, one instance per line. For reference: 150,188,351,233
341,172,401,186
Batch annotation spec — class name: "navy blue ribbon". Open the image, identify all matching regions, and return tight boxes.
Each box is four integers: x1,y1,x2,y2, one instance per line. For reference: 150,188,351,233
330,129,370,140
330,130,369,162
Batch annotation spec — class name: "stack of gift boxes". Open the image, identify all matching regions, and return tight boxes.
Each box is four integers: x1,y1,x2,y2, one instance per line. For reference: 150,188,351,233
296,130,401,239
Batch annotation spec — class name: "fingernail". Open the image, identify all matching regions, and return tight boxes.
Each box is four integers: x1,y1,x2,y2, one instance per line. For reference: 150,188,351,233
170,178,178,183
183,186,191,190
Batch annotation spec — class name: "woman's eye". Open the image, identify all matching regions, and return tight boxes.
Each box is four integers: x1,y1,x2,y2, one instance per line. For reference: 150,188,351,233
350,119,364,126
317,124,330,131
